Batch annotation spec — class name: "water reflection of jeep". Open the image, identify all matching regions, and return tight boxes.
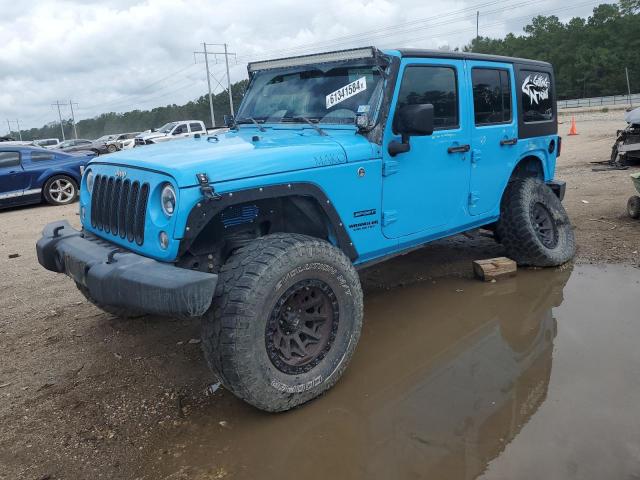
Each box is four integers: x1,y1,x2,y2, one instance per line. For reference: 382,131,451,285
36,47,575,412
164,266,571,479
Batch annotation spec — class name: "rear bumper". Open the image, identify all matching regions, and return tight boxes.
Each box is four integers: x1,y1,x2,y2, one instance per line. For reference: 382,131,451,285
547,180,566,201
36,220,217,317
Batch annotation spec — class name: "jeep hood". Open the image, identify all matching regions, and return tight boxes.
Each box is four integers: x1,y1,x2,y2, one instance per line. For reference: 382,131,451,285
96,127,376,187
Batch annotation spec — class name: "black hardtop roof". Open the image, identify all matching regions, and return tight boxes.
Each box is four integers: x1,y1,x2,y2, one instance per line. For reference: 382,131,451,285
397,48,552,68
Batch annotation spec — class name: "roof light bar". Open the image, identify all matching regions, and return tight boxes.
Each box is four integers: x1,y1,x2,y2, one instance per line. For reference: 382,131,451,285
248,47,378,72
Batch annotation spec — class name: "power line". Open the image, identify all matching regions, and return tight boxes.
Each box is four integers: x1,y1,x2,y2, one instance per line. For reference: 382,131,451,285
234,0,549,62
194,42,237,125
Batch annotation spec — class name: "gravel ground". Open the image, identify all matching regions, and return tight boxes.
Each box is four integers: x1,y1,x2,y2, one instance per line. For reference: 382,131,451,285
0,110,638,479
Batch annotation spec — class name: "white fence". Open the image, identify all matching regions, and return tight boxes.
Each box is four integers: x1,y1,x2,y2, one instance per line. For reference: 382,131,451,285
558,93,640,109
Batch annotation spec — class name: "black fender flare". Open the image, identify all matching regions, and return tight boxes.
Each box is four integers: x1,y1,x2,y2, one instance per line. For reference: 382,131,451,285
178,182,358,261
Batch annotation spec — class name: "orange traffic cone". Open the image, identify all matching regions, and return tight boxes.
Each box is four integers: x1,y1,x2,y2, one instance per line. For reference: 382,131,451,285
568,116,578,135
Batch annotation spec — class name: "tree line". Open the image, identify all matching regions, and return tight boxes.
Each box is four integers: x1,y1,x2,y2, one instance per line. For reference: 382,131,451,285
467,1,640,99
19,80,248,141
16,1,640,141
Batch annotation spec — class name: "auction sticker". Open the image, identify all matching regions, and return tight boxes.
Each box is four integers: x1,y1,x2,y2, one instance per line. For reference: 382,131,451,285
326,77,367,109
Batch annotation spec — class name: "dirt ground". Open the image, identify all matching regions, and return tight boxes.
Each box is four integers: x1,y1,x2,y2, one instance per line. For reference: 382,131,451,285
0,110,638,480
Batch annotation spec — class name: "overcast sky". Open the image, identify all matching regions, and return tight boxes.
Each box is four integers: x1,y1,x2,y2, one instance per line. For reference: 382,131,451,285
0,0,611,131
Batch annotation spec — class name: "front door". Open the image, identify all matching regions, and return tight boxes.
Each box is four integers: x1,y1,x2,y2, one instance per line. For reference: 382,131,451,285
467,61,517,215
382,58,471,238
0,150,25,201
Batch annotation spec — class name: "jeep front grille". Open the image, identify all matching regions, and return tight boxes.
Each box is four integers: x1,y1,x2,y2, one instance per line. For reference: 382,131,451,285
90,174,150,245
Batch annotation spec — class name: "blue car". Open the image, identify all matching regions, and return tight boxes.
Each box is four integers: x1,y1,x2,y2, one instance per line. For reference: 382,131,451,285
0,145,94,209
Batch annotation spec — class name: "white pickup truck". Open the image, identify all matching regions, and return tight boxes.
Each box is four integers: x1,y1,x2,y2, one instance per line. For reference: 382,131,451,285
134,120,208,146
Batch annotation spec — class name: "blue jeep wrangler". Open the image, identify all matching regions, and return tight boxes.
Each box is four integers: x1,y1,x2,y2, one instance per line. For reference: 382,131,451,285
37,47,574,411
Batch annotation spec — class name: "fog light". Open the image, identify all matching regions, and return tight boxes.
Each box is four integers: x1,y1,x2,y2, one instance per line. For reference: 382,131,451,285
159,231,169,250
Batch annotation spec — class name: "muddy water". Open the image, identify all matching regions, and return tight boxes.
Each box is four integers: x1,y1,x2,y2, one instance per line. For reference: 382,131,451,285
148,264,640,480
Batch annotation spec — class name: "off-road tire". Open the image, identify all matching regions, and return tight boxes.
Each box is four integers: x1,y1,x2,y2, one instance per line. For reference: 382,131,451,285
201,233,363,412
75,282,144,319
43,175,78,206
628,195,640,219
496,177,575,267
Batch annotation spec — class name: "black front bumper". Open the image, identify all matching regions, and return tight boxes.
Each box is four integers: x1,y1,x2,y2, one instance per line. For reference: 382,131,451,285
36,221,218,317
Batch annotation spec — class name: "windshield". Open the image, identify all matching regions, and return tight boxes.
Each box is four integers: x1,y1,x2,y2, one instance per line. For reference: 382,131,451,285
237,62,384,125
96,135,115,142
156,122,177,133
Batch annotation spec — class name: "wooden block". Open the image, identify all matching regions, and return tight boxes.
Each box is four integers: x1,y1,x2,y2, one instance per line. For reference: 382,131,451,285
472,257,517,282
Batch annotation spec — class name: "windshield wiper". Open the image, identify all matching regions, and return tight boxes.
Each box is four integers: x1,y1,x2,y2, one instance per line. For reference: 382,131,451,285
290,116,327,136
235,117,266,132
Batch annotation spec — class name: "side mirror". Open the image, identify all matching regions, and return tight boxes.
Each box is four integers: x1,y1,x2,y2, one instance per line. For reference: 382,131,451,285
388,103,434,157
224,115,235,127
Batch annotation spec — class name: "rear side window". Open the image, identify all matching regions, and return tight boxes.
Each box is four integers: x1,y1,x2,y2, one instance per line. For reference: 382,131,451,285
0,151,20,168
189,122,204,132
31,152,55,162
396,65,458,130
472,68,511,125
520,70,553,123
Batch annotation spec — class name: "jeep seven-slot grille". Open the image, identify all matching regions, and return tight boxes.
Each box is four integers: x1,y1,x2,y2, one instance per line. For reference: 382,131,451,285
90,174,150,245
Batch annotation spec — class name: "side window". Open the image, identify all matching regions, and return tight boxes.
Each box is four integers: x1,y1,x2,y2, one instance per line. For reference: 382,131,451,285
189,122,204,132
520,71,553,123
173,124,187,135
396,65,458,130
0,151,20,168
472,68,512,125
31,152,56,162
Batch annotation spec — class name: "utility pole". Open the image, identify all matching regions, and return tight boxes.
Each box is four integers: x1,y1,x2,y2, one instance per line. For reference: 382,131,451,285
6,119,12,137
476,11,480,49
194,42,237,125
223,43,235,116
626,67,633,107
194,42,216,128
69,100,79,139
13,120,22,141
51,100,66,141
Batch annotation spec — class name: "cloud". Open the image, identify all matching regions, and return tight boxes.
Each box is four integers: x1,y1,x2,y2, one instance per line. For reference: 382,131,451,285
0,0,609,131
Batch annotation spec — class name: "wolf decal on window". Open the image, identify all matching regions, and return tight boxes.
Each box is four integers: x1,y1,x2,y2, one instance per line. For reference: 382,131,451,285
522,73,550,105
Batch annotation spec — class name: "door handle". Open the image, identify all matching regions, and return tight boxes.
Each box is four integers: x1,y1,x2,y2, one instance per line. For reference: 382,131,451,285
500,138,518,146
447,144,470,154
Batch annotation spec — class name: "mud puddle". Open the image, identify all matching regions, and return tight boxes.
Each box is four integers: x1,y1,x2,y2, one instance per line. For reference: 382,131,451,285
146,264,640,480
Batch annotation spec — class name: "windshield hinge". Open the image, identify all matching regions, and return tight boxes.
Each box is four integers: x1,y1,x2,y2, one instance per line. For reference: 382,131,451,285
196,173,221,201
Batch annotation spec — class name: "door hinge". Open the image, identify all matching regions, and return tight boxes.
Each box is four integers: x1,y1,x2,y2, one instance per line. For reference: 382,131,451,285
468,191,480,208
382,210,398,226
471,149,481,165
382,159,399,177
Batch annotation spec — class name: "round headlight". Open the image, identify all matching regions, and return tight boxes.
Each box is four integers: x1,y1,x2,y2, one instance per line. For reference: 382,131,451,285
161,184,176,216
86,170,94,193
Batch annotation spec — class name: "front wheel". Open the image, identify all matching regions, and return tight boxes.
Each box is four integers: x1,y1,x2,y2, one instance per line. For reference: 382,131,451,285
201,233,363,412
496,177,575,267
43,175,78,206
107,144,118,153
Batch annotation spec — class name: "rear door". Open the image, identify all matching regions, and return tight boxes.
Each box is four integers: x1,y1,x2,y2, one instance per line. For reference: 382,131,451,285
189,122,205,135
467,61,517,215
381,58,471,238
